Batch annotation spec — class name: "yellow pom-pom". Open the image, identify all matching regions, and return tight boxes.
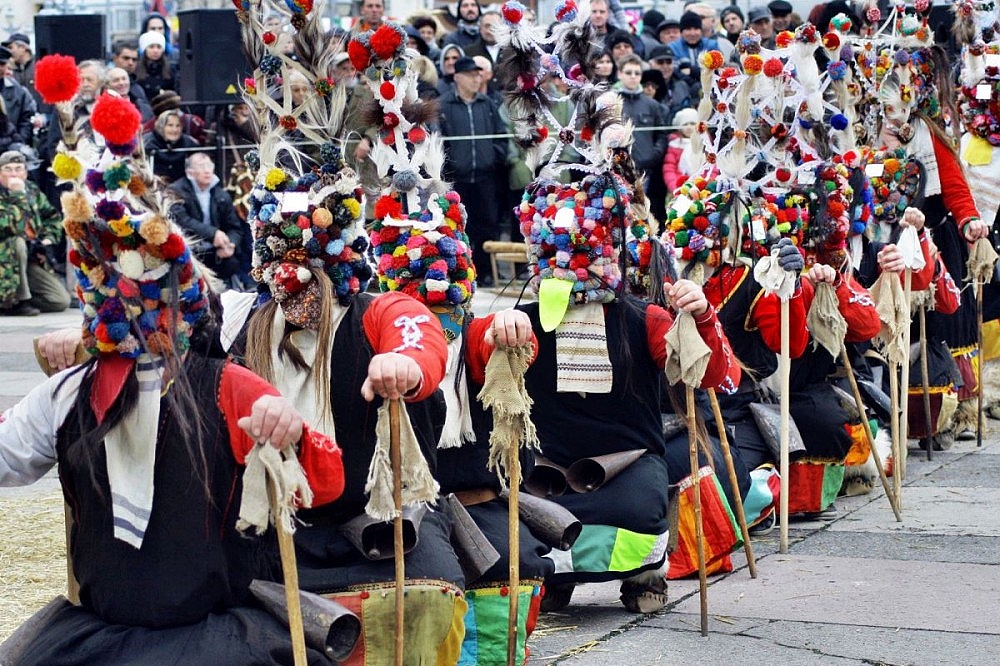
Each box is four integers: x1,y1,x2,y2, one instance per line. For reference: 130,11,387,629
52,153,82,181
265,168,286,190
109,217,133,237
342,197,361,219
312,207,333,228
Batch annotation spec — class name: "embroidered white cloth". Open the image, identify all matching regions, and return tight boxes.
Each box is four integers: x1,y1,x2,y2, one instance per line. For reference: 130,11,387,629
555,302,613,394
104,353,163,549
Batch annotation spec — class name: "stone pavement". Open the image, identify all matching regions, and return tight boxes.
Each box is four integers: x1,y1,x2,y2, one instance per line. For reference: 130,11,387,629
2,299,999,665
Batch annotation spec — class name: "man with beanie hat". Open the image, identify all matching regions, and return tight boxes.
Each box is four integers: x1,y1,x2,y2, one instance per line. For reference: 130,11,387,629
768,0,795,32
669,10,719,76
720,6,745,45
639,9,665,54
607,29,637,63
442,0,482,49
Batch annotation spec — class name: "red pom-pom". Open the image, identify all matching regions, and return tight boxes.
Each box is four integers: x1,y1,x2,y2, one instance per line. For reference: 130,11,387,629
35,55,80,104
160,234,187,260
775,168,792,182
91,94,141,145
262,31,277,45
763,58,784,77
537,126,549,140
347,40,371,71
380,81,396,99
408,126,426,143
502,2,524,23
383,112,399,128
370,25,403,61
580,126,594,142
374,195,403,220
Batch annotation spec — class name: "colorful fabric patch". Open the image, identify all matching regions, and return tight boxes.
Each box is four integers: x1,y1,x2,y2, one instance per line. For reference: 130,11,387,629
668,466,742,579
324,581,467,666
546,524,668,576
743,463,781,527
459,582,542,666
787,461,845,514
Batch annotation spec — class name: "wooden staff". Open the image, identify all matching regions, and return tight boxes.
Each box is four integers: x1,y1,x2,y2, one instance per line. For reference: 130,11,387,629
707,389,756,578
977,279,985,449
389,399,405,666
919,305,934,461
507,426,521,665
686,385,709,636
268,463,308,666
840,348,902,522
899,268,913,480
888,355,902,516
779,298,790,554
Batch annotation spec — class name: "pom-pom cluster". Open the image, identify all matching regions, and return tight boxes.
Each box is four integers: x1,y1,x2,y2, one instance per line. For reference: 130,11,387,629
370,191,476,307
663,177,733,267
517,173,630,304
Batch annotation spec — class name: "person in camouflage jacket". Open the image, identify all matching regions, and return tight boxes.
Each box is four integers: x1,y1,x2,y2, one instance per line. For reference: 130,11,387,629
0,150,69,315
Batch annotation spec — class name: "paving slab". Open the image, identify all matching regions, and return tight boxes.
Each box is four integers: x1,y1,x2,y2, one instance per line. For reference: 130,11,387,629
745,619,1000,666
672,554,1000,634
827,487,1000,537
906,453,1000,487
791,530,1000,564
557,625,866,665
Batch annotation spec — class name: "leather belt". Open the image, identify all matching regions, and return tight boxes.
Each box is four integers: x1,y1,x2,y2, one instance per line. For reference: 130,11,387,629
453,488,499,506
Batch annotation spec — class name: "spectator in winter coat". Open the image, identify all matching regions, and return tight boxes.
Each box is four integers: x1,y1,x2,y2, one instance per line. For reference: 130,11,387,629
167,152,245,284
608,30,639,62
437,43,464,95
646,45,692,124
668,11,719,78
720,6,745,45
135,31,176,102
639,9,666,54
144,109,199,185
616,55,669,222
657,17,682,45
438,57,506,285
661,107,699,193
442,0,482,49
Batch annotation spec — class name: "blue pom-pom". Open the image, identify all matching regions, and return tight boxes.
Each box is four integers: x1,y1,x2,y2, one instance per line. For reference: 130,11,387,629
446,285,464,303
427,268,447,281
830,113,849,130
327,239,345,255
138,309,158,330
106,322,131,342
851,221,867,234
139,282,161,300
438,236,457,256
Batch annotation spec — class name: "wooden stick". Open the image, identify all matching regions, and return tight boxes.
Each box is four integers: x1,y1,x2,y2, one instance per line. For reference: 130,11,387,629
899,268,913,480
707,388,756,578
686,385,709,636
507,433,521,666
977,280,985,448
840,348,901,522
268,468,307,666
889,360,902,516
389,399,405,666
64,504,79,605
919,306,934,462
779,298,790,554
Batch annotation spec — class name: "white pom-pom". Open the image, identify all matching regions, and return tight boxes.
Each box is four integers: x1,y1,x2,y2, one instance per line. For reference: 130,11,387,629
117,249,145,279
296,266,312,283
425,278,449,292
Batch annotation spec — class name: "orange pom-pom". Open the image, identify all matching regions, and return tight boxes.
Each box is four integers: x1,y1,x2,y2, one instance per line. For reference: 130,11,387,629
60,191,92,222
35,54,80,104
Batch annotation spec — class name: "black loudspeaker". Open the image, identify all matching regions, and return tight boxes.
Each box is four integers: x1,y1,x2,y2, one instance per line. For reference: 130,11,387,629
34,14,106,62
178,9,250,105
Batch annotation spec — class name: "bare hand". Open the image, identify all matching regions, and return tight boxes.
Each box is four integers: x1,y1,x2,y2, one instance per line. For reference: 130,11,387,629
877,244,904,273
964,218,990,242
361,352,423,401
900,207,925,231
667,279,709,316
36,328,83,372
805,263,837,284
486,309,532,348
354,138,371,162
237,394,304,450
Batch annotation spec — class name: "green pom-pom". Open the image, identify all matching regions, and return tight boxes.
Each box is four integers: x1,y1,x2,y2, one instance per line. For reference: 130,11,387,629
675,230,690,246
281,223,302,239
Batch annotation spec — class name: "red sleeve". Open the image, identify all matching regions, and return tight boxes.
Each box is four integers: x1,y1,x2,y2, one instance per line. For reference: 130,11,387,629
905,231,935,291
837,276,881,342
362,292,448,402
932,257,961,315
751,286,809,358
932,133,981,228
648,303,742,391
464,314,539,386
218,362,344,507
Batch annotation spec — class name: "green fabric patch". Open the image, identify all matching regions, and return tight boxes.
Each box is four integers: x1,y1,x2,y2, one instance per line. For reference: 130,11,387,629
460,585,537,666
570,524,664,573
821,464,846,511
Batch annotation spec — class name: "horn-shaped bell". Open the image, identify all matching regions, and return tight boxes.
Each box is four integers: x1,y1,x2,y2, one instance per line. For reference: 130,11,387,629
249,580,362,661
565,449,646,493
443,493,502,584
339,505,427,560
505,490,582,551
523,456,568,497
